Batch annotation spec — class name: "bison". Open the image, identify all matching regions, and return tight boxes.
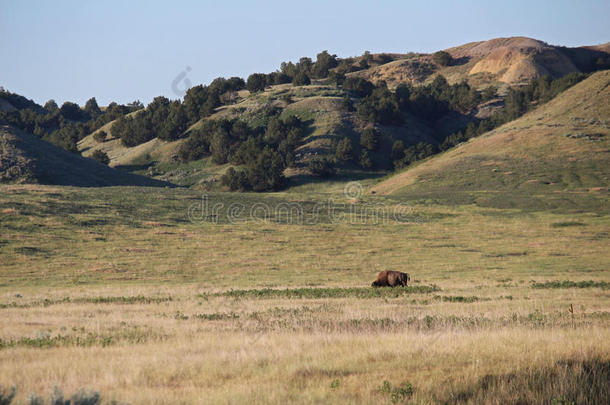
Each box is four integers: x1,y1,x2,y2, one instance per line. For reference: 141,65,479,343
371,270,410,287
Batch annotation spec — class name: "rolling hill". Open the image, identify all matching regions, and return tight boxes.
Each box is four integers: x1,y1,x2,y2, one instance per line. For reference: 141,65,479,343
370,70,610,205
64,37,609,191
0,125,171,187
77,82,441,187
351,37,609,89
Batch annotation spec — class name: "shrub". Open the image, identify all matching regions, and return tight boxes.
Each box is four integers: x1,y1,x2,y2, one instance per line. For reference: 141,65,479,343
221,167,250,191
28,396,44,405
391,140,405,163
222,148,287,192
360,127,380,151
90,150,110,165
246,73,267,93
0,386,109,405
210,131,231,164
312,50,338,78
341,95,354,111
307,156,336,178
343,77,374,97
44,99,59,113
50,387,68,405
440,131,467,151
328,71,345,86
432,50,452,66
178,128,210,162
60,101,86,121
0,386,16,405
93,130,107,143
158,101,188,141
334,137,354,163
247,147,287,191
357,87,403,124
70,388,100,405
359,150,373,169
292,72,311,86
84,97,101,118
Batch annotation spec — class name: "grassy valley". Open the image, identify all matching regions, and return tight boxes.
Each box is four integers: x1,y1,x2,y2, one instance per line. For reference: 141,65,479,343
0,184,609,403
0,34,609,404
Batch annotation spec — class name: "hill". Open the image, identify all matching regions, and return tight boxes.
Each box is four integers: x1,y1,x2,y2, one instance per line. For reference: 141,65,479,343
351,37,609,89
370,70,610,207
0,125,171,186
77,115,229,187
67,37,608,191
77,82,440,187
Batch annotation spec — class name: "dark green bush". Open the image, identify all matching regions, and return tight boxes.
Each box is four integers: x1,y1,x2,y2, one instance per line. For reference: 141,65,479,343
432,50,452,66
307,156,336,178
90,150,110,165
93,130,107,143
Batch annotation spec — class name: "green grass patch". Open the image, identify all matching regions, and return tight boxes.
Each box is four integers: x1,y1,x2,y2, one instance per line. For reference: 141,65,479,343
531,280,609,290
74,295,174,304
193,312,240,321
433,295,487,303
206,286,440,300
0,327,160,350
551,221,587,227
0,295,173,309
378,380,414,403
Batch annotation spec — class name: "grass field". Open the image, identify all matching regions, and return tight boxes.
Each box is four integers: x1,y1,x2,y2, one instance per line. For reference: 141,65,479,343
0,184,608,404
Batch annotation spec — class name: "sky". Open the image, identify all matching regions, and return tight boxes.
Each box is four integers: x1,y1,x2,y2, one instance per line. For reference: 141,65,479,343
1,0,609,106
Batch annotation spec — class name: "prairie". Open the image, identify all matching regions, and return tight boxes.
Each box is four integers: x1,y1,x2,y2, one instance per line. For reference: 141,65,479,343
0,185,608,404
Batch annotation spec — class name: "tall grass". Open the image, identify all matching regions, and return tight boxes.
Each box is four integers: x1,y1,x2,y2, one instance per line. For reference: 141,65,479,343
440,358,610,405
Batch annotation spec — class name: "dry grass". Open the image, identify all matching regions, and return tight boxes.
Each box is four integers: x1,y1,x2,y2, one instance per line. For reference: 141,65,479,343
1,283,609,404
0,185,608,403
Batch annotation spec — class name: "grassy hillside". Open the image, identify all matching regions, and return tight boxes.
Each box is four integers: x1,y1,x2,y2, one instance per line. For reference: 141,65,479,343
0,125,170,187
77,82,439,188
70,37,609,191
77,113,231,187
370,70,610,209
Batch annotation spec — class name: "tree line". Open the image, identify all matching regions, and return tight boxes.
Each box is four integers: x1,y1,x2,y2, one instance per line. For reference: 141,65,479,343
245,50,396,93
0,90,143,152
111,77,246,146
0,48,594,181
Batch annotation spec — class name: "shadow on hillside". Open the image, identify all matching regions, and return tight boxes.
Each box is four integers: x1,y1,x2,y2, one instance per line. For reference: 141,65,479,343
114,162,154,173
450,56,471,66
300,118,316,138
288,169,387,189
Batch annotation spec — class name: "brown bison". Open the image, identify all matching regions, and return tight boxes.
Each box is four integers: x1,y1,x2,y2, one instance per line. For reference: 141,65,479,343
371,271,410,287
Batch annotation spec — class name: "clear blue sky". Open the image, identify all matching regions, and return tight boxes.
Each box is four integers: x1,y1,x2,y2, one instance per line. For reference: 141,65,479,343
1,0,608,106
